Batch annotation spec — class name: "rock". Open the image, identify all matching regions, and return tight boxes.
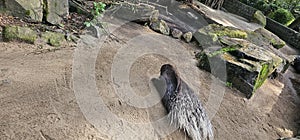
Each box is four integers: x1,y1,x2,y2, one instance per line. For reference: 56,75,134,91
292,56,300,73
183,32,193,42
4,0,68,24
254,28,285,49
194,24,289,98
3,25,37,44
1,79,11,86
66,33,80,44
150,10,159,23
194,24,247,46
278,136,300,140
253,10,266,27
150,19,170,35
290,78,300,96
4,0,43,22
42,31,65,47
146,0,208,32
106,2,156,22
45,0,69,25
171,28,183,39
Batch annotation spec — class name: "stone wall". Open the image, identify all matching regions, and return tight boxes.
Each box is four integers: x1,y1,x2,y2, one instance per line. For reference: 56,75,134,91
222,0,300,49
222,0,256,21
265,18,300,49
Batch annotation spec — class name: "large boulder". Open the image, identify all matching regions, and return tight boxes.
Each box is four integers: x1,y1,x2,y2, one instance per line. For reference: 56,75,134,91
45,0,69,25
4,0,68,24
194,24,290,98
4,0,44,22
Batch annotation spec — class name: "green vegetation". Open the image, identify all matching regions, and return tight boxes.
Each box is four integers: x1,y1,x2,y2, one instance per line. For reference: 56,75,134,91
208,45,239,57
214,28,248,39
207,24,248,39
253,63,270,92
42,31,65,47
240,0,299,26
91,2,106,17
253,10,267,26
226,82,233,88
3,26,37,44
84,2,106,27
269,8,295,25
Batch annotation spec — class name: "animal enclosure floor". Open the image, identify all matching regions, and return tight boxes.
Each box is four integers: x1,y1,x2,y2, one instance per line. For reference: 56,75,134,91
0,22,299,140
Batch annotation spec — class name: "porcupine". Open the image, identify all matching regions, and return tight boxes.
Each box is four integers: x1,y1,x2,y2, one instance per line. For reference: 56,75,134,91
159,64,213,140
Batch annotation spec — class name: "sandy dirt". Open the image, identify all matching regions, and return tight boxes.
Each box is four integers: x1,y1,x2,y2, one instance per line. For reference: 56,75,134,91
0,21,299,140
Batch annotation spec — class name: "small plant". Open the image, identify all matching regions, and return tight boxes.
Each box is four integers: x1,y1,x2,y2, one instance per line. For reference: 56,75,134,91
84,2,106,27
92,2,106,17
225,82,233,88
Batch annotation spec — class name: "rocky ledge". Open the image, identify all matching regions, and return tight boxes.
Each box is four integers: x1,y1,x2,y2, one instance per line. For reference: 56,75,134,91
194,24,293,98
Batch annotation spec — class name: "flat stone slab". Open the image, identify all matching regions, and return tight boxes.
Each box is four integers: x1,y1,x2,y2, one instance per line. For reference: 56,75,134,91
147,0,209,33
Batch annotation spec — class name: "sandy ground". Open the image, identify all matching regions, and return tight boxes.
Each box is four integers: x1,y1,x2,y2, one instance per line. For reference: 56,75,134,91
0,21,299,140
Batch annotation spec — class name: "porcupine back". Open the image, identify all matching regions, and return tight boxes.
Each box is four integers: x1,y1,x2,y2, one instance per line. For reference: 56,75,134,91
160,64,213,140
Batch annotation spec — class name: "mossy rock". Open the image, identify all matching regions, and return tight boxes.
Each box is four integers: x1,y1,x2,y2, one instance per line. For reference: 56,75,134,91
183,32,192,42
3,25,37,44
254,28,285,49
253,10,266,27
194,24,248,46
150,19,170,35
42,31,65,47
196,39,283,98
194,24,292,98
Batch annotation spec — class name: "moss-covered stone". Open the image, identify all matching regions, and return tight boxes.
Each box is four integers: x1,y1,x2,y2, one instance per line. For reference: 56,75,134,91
196,40,282,98
214,28,248,39
3,25,37,44
254,28,285,49
150,19,170,35
253,10,266,27
194,24,290,98
194,24,248,46
42,31,65,47
183,32,192,42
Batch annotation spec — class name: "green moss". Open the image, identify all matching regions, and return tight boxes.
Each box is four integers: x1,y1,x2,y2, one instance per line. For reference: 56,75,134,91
208,45,239,57
253,10,266,27
207,24,248,39
42,31,65,47
226,82,233,88
253,63,270,93
3,26,37,44
214,28,248,39
25,10,31,16
270,38,285,49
